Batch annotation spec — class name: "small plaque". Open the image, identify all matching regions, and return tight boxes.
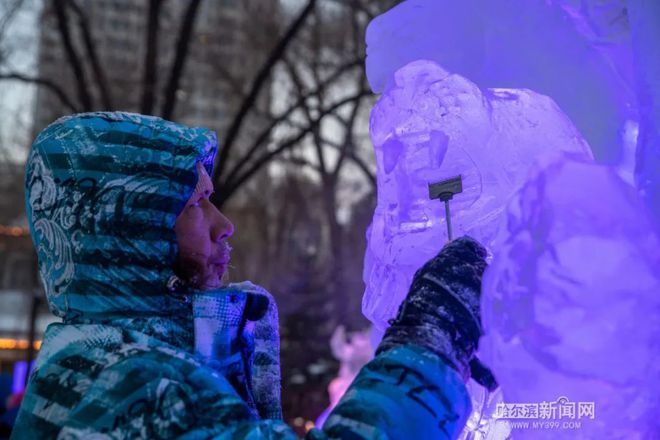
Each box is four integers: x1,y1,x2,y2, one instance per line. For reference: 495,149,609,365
428,175,463,201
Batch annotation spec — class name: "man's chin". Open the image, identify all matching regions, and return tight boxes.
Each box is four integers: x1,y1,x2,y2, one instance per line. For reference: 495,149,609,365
212,263,228,280
193,271,224,290
172,255,230,290
181,270,228,290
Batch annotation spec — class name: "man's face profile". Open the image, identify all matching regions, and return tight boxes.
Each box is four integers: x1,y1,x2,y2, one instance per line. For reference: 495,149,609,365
174,162,234,290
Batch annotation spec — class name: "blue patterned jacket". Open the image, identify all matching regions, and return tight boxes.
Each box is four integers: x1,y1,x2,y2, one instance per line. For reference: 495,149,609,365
12,112,471,439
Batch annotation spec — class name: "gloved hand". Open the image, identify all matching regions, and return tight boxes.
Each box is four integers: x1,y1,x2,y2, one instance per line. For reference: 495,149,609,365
377,236,488,382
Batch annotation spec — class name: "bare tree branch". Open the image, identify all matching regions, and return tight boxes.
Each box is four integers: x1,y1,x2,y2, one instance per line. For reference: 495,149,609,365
217,58,363,191
331,64,369,178
0,0,25,43
69,0,113,110
350,1,362,58
217,89,371,206
214,0,317,180
279,154,323,173
161,0,202,119
213,62,246,97
326,0,377,20
331,97,362,178
140,0,163,114
53,0,93,110
274,115,376,188
306,57,332,181
283,56,328,174
0,72,78,112
67,0,113,110
323,138,376,188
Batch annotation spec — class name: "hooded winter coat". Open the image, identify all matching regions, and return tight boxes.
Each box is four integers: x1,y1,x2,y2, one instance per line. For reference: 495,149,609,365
12,112,471,439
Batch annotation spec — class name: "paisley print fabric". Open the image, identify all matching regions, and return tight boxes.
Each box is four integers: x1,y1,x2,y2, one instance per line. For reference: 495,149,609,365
12,112,471,439
24,111,215,320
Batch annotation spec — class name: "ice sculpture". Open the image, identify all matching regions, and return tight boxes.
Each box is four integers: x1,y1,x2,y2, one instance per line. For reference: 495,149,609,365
362,59,592,332
316,326,374,427
629,0,660,232
615,119,639,186
479,156,660,439
365,0,634,164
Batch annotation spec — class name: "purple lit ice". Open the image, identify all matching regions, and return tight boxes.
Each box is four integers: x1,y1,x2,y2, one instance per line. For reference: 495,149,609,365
365,0,634,164
629,0,660,232
479,156,660,439
362,60,592,332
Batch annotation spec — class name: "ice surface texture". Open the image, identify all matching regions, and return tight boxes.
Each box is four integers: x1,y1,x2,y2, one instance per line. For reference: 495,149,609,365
362,60,592,332
479,156,660,439
365,0,634,164
629,0,660,233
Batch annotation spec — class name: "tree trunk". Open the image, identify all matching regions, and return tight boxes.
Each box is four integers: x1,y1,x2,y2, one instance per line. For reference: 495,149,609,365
161,0,202,120
214,0,317,181
140,0,163,114
53,0,93,110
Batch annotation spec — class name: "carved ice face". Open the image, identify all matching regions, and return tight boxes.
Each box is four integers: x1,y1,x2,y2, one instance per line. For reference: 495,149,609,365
362,60,592,331
363,61,491,331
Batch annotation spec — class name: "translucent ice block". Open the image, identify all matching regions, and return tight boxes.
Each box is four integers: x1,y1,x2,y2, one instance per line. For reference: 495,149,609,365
362,60,592,332
479,156,660,439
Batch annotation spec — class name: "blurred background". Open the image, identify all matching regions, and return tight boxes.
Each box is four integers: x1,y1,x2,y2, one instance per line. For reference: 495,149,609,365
0,0,399,435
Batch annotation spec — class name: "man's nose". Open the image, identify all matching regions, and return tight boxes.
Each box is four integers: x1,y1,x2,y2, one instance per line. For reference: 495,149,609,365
208,202,234,242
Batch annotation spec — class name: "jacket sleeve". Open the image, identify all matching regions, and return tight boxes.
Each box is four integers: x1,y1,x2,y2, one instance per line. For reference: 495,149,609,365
49,344,468,440
182,343,472,440
307,344,472,440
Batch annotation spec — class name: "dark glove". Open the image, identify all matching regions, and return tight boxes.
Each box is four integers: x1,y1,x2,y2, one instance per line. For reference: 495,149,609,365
377,236,488,382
